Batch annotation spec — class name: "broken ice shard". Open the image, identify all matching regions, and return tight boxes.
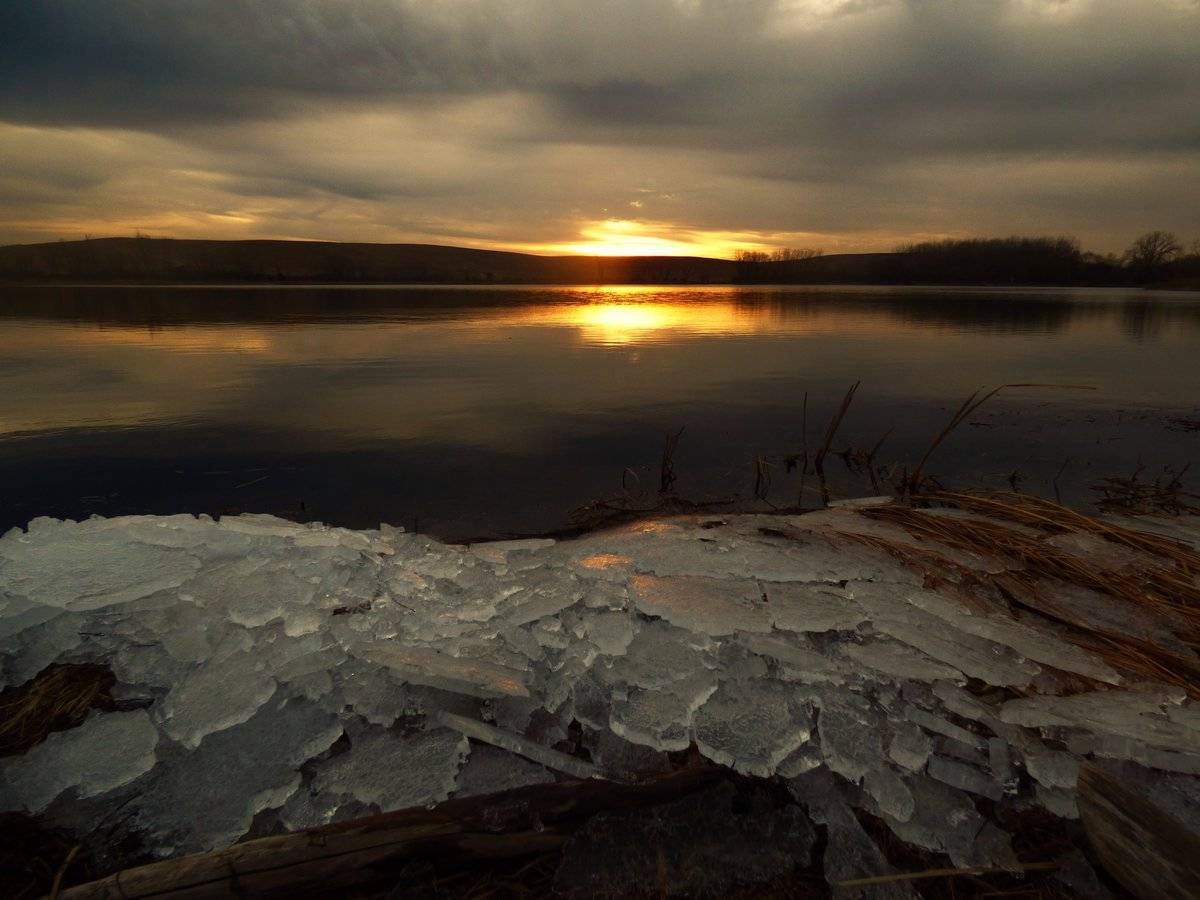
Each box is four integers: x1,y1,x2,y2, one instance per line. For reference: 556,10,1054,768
0,710,158,812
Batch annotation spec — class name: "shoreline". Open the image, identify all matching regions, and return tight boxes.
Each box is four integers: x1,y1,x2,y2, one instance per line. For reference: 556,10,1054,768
5,279,1200,292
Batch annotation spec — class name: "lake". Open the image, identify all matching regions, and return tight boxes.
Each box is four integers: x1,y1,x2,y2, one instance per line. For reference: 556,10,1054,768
1,284,1198,540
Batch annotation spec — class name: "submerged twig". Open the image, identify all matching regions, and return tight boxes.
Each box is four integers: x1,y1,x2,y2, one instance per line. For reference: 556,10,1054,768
659,427,685,494
1052,457,1071,504
753,455,773,503
798,390,809,506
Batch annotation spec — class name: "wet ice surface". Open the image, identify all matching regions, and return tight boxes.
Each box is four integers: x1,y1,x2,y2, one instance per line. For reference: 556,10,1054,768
2,507,1199,877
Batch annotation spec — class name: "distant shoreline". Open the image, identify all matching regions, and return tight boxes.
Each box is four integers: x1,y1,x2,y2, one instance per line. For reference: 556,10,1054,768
1,236,1197,289
2,280,1198,292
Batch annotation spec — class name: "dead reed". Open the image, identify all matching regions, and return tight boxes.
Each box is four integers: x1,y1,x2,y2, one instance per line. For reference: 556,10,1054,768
812,381,860,505
659,427,685,494
796,390,808,506
814,381,860,473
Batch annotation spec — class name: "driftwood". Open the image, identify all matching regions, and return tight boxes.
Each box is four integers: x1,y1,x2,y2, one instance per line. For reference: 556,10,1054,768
59,764,722,900
1077,763,1200,900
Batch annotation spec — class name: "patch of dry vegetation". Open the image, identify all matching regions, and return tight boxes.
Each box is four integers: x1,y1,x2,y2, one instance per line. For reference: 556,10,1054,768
1092,465,1200,517
846,493,1200,698
0,664,115,758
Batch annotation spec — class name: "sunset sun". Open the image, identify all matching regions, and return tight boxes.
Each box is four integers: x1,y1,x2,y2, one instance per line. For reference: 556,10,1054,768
534,219,773,259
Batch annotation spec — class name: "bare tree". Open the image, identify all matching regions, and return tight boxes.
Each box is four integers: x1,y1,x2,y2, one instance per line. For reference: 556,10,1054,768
736,248,823,263
1124,230,1182,276
769,247,823,262
734,250,770,263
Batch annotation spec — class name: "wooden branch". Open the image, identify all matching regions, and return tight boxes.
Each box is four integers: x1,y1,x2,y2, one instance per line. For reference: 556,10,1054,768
60,764,722,900
1077,763,1200,900
836,861,1058,888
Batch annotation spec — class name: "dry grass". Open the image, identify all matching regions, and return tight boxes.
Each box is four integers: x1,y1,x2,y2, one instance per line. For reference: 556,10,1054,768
831,529,1001,616
0,664,115,757
919,490,1200,570
0,667,108,900
852,495,1200,697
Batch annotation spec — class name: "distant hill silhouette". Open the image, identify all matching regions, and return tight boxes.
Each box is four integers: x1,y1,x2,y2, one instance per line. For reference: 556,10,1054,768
0,235,1194,286
0,237,734,285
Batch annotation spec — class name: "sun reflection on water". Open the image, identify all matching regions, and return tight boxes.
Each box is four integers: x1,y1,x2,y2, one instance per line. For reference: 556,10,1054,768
512,295,782,346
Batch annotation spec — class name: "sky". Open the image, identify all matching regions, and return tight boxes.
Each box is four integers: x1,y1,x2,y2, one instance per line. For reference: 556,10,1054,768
1,0,1198,257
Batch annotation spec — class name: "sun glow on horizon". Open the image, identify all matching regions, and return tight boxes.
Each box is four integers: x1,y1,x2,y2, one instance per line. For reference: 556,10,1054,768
529,218,768,259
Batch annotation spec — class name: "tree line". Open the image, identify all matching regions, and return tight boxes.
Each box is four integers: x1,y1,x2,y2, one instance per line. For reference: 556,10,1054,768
734,232,1200,287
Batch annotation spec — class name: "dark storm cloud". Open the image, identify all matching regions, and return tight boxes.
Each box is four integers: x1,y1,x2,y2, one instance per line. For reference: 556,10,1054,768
0,2,419,125
4,1,1197,153
0,1,1198,250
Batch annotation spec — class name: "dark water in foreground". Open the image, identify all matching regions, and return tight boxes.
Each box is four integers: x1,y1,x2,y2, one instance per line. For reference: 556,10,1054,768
1,284,1198,539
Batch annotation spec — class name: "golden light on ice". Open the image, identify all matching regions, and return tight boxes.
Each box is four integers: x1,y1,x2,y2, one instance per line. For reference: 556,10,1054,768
577,553,633,570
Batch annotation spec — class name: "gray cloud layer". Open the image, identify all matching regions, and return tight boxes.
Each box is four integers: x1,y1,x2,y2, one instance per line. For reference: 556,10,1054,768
2,1,1198,251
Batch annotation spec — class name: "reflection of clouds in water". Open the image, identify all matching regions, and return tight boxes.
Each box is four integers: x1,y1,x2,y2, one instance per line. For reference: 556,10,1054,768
0,309,789,444
69,326,273,354
0,325,271,436
1,288,1199,454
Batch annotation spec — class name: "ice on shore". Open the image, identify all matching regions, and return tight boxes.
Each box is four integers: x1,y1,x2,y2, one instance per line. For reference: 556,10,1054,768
310,727,468,813
765,582,868,634
0,518,201,611
629,575,770,635
351,642,530,698
838,638,964,683
888,722,934,772
0,710,158,812
1,508,1197,871
788,768,919,899
157,650,277,748
132,696,343,853
694,678,812,776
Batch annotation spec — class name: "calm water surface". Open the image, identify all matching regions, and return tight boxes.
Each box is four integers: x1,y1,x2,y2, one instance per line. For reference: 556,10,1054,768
1,284,1198,539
